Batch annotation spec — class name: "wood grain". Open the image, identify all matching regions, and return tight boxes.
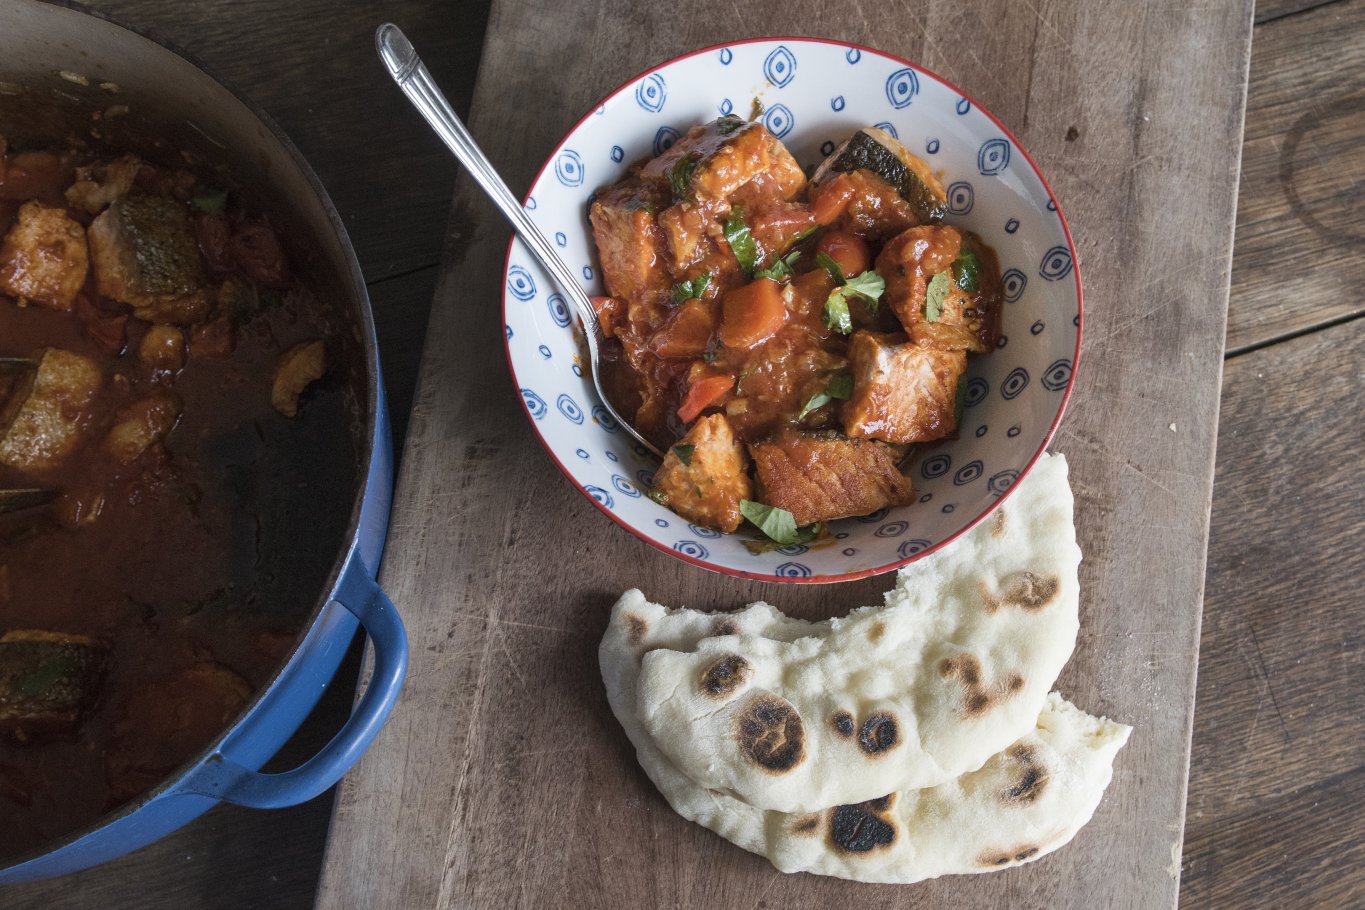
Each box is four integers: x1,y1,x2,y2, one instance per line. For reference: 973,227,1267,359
1228,0,1365,352
1181,319,1365,906
317,1,1253,907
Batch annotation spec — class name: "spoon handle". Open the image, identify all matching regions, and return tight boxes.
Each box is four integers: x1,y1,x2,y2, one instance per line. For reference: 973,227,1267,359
374,23,595,327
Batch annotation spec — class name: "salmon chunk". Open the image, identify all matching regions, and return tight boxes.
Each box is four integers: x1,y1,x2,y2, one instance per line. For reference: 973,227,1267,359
649,413,753,532
87,195,210,324
0,630,107,743
842,331,966,444
0,201,89,311
589,178,674,303
748,427,914,525
639,118,803,203
877,225,1000,353
0,348,103,475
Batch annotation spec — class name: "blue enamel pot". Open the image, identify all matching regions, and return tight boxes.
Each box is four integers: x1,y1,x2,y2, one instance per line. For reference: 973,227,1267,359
0,0,407,882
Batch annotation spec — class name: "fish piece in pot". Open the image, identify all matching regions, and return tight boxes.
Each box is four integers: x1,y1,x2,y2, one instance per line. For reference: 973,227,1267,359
0,348,103,475
0,630,107,744
87,194,210,324
0,201,89,311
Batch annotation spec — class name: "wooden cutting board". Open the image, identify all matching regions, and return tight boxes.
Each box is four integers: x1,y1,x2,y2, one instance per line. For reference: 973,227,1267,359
317,2,1254,906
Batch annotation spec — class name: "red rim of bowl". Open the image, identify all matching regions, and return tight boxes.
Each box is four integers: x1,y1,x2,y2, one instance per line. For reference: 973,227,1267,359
501,35,1084,585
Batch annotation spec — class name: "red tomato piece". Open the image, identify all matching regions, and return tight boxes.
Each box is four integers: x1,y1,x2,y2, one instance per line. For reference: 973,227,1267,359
810,173,857,225
677,374,734,424
816,230,871,277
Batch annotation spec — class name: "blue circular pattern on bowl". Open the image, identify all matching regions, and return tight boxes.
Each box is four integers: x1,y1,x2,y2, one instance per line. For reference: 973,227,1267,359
763,103,794,139
763,46,797,88
554,150,585,187
502,39,1081,581
945,180,974,215
636,73,667,113
546,293,571,328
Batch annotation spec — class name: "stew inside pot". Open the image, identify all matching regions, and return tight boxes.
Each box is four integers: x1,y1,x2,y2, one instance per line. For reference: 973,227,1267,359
0,139,356,859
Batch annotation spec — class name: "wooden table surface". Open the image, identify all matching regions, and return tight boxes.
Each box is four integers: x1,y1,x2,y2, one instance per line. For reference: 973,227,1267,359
6,0,1361,907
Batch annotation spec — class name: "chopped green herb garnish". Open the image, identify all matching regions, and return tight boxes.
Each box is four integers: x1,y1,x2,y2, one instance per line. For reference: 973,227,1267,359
925,270,952,322
668,152,700,200
822,269,886,334
648,489,669,505
754,250,801,282
190,188,228,216
701,337,722,363
823,292,853,334
716,114,745,135
952,250,982,292
816,252,846,284
671,272,712,305
749,98,765,121
797,372,854,420
671,444,696,466
843,270,885,305
791,225,820,245
724,207,758,275
739,500,822,546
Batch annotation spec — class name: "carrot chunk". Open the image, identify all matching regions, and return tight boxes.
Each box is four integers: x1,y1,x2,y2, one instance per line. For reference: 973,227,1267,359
719,278,787,350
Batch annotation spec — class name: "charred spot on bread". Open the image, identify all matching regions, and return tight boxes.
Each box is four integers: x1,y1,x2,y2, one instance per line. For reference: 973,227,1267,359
978,844,1041,867
940,654,1024,718
828,795,897,854
981,571,1060,613
857,712,899,756
735,693,805,773
699,654,750,698
624,613,647,645
831,710,855,738
867,620,885,642
1001,743,1049,804
709,617,739,637
792,814,821,835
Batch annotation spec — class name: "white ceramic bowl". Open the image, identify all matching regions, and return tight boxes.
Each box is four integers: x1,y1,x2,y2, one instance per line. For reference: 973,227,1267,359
502,37,1081,583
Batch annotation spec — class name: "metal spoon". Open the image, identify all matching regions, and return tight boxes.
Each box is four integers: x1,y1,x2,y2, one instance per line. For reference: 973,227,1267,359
375,23,664,460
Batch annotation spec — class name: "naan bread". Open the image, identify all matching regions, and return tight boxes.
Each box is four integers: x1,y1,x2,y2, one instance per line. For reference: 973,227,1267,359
606,626,1128,885
620,452,1082,812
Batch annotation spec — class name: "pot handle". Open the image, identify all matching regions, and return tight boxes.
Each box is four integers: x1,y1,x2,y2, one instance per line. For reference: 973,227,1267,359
182,558,408,809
